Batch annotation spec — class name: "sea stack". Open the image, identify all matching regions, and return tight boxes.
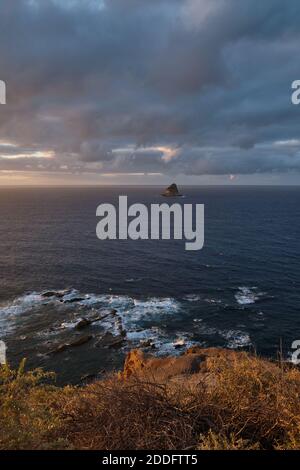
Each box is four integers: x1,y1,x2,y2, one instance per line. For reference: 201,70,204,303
161,183,182,197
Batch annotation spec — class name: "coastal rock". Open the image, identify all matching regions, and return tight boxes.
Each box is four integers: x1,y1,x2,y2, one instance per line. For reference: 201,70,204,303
96,331,114,346
50,335,93,354
123,349,146,378
88,309,117,324
70,335,93,347
108,337,125,349
75,318,91,330
93,309,117,321
42,289,71,299
139,339,154,348
79,373,97,384
42,291,57,298
122,347,238,381
161,183,182,197
173,338,186,349
51,343,69,354
95,332,125,349
63,296,85,304
42,290,66,299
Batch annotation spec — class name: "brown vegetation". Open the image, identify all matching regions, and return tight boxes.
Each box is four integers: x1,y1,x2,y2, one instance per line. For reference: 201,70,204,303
1,348,300,450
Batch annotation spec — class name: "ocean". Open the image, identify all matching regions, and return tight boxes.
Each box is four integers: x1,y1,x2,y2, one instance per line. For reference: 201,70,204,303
0,186,299,384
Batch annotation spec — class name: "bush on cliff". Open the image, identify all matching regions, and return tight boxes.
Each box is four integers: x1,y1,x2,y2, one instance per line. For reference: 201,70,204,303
1,349,300,450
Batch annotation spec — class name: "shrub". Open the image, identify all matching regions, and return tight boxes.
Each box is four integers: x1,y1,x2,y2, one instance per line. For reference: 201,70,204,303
1,351,300,450
0,360,66,449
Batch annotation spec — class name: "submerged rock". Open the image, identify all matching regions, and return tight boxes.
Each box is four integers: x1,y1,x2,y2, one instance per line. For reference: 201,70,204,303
42,290,64,298
42,289,73,299
63,296,85,304
161,183,182,197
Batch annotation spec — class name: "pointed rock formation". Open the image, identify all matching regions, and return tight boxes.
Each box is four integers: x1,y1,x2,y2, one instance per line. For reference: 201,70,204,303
161,183,182,197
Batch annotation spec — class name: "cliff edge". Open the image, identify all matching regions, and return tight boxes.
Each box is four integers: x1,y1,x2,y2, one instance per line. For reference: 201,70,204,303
1,347,300,450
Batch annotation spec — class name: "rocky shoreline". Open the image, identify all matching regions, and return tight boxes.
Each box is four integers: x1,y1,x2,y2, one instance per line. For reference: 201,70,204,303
1,287,269,386
40,289,188,362
38,290,249,387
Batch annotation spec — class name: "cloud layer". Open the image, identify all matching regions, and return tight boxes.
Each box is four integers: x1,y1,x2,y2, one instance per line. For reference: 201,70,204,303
0,0,300,183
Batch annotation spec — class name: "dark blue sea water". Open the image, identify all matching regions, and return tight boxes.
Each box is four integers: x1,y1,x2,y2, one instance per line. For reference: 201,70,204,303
0,186,299,383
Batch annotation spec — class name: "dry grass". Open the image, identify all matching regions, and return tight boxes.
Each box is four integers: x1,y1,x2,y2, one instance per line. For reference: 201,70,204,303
1,351,300,450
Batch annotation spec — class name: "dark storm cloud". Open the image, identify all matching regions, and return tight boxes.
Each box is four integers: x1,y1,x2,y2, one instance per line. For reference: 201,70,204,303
0,0,300,177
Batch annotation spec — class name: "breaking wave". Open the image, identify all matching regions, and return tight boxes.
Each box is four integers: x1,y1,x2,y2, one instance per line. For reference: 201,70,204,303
235,287,266,305
0,289,188,354
0,287,256,359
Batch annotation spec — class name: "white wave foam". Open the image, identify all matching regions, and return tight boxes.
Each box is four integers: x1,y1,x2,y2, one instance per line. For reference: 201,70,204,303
76,294,107,307
0,292,45,334
59,319,80,330
196,324,218,336
123,326,197,355
118,297,180,326
107,295,135,309
126,326,162,343
155,334,197,356
235,287,265,305
193,320,251,349
125,278,143,283
184,294,201,302
204,298,222,305
221,329,251,349
61,290,85,302
134,297,179,310
2,288,236,357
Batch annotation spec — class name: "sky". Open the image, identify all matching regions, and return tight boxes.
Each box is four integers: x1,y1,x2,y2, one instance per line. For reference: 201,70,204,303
0,0,300,186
